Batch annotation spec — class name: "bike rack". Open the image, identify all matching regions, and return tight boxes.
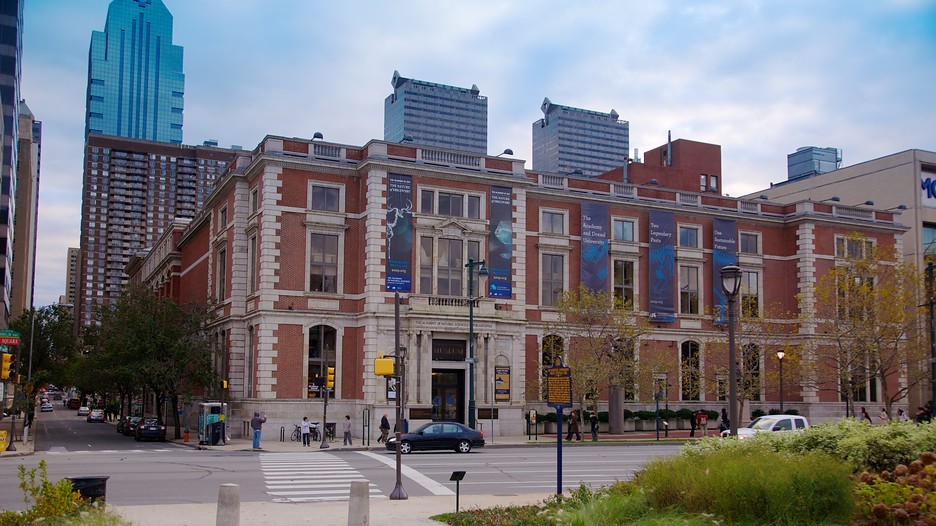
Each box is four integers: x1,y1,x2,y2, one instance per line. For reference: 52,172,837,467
279,426,285,442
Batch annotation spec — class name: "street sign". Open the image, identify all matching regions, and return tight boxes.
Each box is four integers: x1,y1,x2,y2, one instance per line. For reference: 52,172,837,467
0,329,20,337
0,330,20,346
545,366,572,409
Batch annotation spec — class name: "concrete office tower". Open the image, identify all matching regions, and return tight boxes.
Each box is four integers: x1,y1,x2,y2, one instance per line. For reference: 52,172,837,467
76,135,236,328
86,0,184,144
0,0,23,327
63,247,80,307
532,98,629,177
384,71,487,155
787,146,841,181
11,101,39,319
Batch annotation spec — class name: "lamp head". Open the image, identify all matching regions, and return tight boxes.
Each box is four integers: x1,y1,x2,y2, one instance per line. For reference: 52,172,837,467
777,350,785,360
478,262,488,276
720,265,743,297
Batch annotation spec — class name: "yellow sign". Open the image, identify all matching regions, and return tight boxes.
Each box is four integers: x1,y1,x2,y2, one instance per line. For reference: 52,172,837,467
0,430,7,452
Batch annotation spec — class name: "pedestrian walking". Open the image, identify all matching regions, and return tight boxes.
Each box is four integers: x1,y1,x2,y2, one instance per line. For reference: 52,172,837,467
343,415,353,445
719,407,730,433
860,406,873,425
300,416,312,446
897,408,910,422
589,412,599,441
879,407,889,424
565,411,582,441
250,411,267,449
378,413,391,443
696,410,709,437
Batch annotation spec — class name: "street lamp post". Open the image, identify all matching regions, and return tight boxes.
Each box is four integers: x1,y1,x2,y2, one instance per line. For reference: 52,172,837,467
720,265,743,437
777,350,785,413
465,258,488,430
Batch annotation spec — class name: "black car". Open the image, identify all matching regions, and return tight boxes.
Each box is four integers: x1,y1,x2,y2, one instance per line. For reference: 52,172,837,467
135,418,167,441
121,416,143,436
385,422,484,454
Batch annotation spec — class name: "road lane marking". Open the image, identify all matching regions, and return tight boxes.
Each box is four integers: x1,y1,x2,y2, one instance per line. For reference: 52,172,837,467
357,451,454,496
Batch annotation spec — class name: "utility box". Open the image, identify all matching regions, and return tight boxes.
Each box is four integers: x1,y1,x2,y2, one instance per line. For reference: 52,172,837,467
197,402,227,445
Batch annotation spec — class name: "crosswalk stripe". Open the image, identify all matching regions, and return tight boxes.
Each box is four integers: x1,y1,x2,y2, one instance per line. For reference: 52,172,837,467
259,452,381,503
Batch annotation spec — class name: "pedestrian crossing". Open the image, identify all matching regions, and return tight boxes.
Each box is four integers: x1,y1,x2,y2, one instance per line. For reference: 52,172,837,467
261,452,383,503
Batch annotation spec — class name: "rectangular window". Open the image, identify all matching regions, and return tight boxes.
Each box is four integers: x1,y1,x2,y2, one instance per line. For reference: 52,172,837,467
923,224,936,255
309,234,338,293
218,207,228,232
679,265,699,314
419,237,433,294
311,185,339,212
740,232,759,254
679,226,700,248
709,175,718,192
613,260,634,308
542,211,564,234
741,271,759,317
612,219,635,242
437,238,463,296
217,248,227,301
467,195,481,219
248,235,257,294
468,240,480,263
438,193,463,217
835,237,874,259
542,254,564,306
700,174,707,192
420,190,433,214
250,187,259,214
681,342,701,401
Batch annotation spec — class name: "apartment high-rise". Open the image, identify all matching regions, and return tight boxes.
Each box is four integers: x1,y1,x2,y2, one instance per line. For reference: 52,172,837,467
532,98,629,177
86,0,184,143
0,0,23,327
61,247,79,307
11,100,39,320
77,135,236,327
384,71,487,154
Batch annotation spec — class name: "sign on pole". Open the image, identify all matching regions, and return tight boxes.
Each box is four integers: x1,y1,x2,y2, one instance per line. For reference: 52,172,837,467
545,366,572,409
0,329,20,346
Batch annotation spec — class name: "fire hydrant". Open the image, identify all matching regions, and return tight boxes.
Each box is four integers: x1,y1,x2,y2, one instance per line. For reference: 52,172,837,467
184,427,190,442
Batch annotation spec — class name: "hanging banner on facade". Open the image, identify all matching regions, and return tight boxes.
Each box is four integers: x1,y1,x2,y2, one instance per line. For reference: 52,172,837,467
648,210,676,322
581,202,610,292
712,218,738,325
495,367,510,401
488,186,513,298
386,173,413,292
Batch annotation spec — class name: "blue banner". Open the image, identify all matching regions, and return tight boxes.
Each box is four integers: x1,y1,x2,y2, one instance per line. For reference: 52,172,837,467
386,173,413,292
648,211,676,322
712,218,738,324
488,186,513,298
581,202,610,292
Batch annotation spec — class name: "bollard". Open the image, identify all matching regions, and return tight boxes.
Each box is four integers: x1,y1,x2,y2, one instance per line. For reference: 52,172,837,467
216,483,240,526
347,480,370,526
184,427,189,442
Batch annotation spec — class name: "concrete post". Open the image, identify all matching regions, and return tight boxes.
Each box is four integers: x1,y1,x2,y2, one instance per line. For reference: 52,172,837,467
216,483,240,526
348,480,371,525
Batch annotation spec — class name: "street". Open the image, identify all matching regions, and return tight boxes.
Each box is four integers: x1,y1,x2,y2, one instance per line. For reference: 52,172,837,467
0,410,682,511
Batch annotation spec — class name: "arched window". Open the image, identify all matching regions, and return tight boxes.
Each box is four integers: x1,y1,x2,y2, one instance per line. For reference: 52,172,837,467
680,341,701,401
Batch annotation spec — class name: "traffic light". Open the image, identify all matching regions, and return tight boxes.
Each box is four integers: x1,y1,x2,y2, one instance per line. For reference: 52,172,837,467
374,354,394,376
326,367,336,389
0,353,11,380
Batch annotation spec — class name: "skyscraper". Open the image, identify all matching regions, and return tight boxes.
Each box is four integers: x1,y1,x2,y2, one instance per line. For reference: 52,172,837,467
86,0,184,144
384,71,487,155
11,100,39,320
77,135,237,327
532,98,630,177
0,0,23,327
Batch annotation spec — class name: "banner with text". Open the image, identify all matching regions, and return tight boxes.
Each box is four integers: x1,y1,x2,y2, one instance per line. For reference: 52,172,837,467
495,367,510,401
648,210,676,322
712,218,738,325
386,173,413,291
488,186,513,298
581,202,610,292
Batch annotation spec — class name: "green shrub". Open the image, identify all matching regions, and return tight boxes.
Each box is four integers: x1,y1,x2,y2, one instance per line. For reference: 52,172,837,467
621,409,635,420
753,408,768,418
853,451,936,525
635,410,655,420
637,447,854,525
675,408,695,420
0,461,94,526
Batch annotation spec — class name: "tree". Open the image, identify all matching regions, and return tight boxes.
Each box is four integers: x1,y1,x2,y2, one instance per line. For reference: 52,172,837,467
10,305,80,389
804,235,927,419
544,285,655,433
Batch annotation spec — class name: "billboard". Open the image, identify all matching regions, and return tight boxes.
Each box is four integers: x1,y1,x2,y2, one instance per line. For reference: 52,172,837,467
648,211,676,322
581,202,610,292
712,218,738,324
386,173,413,292
488,186,513,298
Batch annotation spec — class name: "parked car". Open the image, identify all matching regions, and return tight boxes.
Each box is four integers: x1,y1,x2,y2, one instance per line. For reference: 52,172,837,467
135,418,167,442
40,403,54,412
121,416,143,436
76,406,91,416
385,421,484,453
721,414,810,439
87,409,105,422
67,398,81,409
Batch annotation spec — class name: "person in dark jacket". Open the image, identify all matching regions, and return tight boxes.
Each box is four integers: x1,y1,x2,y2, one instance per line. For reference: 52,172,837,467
719,407,730,433
565,411,582,441
589,412,599,441
250,412,267,449
378,413,391,443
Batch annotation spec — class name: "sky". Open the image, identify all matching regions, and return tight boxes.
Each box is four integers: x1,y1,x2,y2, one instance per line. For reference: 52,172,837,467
21,0,936,308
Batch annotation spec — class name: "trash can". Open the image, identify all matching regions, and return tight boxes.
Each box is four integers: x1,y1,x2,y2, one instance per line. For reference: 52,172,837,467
210,422,223,445
67,476,109,504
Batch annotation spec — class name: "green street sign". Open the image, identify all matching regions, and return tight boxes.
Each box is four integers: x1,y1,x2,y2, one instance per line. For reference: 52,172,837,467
0,345,7,353
0,329,19,338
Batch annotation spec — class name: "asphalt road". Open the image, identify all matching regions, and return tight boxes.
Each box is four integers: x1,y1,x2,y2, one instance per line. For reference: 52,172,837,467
0,409,682,511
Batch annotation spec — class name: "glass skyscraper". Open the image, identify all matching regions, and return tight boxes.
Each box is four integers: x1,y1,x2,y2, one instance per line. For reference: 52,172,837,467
532,98,629,177
86,0,184,144
384,71,487,155
0,0,23,327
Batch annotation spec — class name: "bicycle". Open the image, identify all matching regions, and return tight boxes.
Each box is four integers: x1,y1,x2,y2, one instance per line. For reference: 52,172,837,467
290,424,301,442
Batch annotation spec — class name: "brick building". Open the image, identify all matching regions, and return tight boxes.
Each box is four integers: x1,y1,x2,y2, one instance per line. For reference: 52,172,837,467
129,134,907,437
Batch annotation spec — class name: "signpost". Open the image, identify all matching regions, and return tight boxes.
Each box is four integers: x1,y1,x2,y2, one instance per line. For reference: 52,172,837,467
0,329,20,452
0,329,20,346
546,366,572,495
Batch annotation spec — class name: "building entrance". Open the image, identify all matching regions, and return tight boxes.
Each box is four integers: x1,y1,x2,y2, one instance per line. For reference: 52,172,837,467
431,369,465,423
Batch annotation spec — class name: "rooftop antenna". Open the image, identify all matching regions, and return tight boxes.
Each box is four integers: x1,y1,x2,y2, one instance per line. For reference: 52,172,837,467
666,130,672,167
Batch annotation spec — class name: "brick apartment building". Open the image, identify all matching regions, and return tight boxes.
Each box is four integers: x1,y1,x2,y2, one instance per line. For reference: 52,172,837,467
128,134,907,437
